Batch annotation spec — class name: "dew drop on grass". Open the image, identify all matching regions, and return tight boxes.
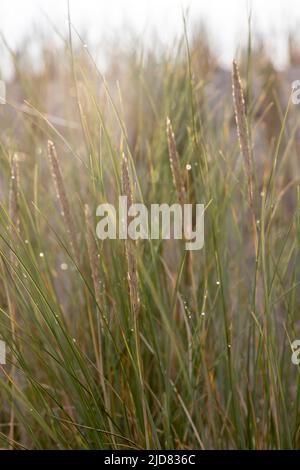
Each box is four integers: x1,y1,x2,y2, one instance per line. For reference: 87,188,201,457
60,263,68,271
216,280,220,285
186,164,192,171
201,312,205,316
39,252,44,258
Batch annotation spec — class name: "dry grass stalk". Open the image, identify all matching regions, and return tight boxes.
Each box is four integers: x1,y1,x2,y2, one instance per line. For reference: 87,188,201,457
121,152,140,316
166,117,186,206
232,61,258,256
47,141,80,263
232,60,254,209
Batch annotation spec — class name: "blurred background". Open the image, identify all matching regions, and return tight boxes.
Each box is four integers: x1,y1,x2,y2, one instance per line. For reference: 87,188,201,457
1,0,300,165
1,0,300,75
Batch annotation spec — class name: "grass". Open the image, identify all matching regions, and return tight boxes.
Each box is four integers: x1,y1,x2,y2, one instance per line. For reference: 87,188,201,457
0,15,300,449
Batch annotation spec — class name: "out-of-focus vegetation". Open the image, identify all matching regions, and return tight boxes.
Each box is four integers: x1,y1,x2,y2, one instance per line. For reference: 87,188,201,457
1,18,300,449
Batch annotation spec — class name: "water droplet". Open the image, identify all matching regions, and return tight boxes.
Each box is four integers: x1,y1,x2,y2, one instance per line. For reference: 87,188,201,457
25,239,29,244
72,338,76,343
39,252,44,258
228,344,231,348
186,164,192,171
60,263,68,271
201,312,206,316
216,281,220,285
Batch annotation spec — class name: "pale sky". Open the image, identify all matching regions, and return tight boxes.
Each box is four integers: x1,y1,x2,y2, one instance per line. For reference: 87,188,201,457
0,0,299,69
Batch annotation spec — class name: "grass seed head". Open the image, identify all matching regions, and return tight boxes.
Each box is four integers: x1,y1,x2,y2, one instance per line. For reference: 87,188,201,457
232,60,254,209
47,140,80,263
